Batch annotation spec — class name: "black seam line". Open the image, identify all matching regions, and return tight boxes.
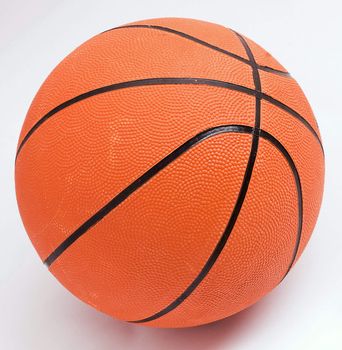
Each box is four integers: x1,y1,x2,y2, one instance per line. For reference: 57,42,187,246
270,132,303,280
103,24,290,77
15,78,323,160
131,28,263,324
43,124,252,267
258,64,289,76
130,126,303,324
15,78,254,159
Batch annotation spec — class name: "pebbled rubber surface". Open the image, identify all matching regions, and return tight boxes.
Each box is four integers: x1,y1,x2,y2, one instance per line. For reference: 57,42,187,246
15,18,324,328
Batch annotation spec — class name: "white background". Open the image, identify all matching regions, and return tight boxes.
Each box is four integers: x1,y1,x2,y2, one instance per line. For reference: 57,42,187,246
1,0,341,349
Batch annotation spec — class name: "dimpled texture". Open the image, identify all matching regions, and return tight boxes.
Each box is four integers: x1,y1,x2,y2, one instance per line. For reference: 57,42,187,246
15,18,324,328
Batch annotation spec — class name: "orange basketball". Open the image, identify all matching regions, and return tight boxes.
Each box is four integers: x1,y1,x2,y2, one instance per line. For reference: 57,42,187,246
15,18,324,328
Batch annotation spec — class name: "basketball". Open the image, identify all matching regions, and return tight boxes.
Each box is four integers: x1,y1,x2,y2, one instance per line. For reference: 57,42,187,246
15,18,324,328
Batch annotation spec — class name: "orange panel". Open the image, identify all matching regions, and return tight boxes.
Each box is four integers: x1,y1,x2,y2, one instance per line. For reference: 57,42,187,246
49,133,252,322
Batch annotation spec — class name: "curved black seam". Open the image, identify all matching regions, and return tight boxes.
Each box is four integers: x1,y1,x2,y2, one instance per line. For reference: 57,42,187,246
43,125,252,267
130,126,303,324
103,24,290,77
130,29,263,324
15,78,255,159
15,77,323,160
262,131,303,279
258,64,290,77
